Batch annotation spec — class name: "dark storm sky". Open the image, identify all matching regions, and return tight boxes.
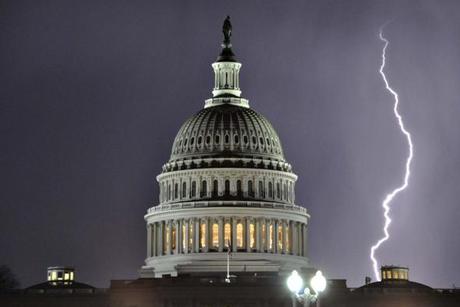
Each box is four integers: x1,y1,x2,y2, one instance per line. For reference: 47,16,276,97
1,0,459,288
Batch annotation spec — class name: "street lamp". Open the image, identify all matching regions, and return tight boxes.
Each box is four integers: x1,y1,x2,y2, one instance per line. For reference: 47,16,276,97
286,270,327,307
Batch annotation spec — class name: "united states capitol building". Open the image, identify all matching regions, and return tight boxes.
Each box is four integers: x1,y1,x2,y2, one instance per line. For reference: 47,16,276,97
1,18,459,307
140,17,309,280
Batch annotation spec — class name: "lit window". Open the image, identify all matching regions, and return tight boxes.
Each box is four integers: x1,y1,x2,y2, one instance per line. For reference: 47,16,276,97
200,221,207,249
64,273,69,280
51,271,57,281
269,223,273,250
171,224,176,252
249,222,256,249
382,271,386,279
188,223,193,252
286,224,291,253
236,223,244,248
224,223,231,248
278,224,283,251
182,223,186,251
394,271,399,279
164,224,170,253
69,271,74,281
212,223,219,249
387,271,392,279
261,223,266,250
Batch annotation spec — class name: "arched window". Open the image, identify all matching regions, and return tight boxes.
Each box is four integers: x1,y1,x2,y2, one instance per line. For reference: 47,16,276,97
201,180,207,197
259,181,264,198
174,183,178,199
234,134,239,144
212,180,218,197
191,181,196,197
225,134,229,144
215,134,220,144
236,222,244,249
197,136,202,145
276,182,280,199
225,180,230,196
268,182,273,198
224,222,231,249
248,180,254,197
206,135,211,144
236,180,242,197
212,223,219,249
182,182,187,198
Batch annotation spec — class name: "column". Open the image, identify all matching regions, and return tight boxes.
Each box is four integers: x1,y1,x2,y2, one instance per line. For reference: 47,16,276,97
246,218,251,252
176,220,181,254
292,222,298,256
303,224,308,257
256,218,261,252
204,218,209,253
166,221,172,255
282,220,288,254
159,221,164,256
232,218,237,252
194,218,200,253
147,224,152,258
184,219,189,254
218,217,224,252
266,219,271,253
273,220,279,253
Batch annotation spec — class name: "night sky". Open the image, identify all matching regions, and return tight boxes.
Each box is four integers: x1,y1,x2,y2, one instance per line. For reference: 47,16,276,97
1,0,459,288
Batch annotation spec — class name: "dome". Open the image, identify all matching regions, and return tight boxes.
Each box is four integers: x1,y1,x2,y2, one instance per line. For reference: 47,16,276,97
169,104,285,164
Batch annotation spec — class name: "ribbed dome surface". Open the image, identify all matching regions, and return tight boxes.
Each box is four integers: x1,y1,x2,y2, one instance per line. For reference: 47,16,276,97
169,104,285,163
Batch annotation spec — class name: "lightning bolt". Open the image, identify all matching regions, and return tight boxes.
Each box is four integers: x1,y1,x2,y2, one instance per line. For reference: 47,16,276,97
369,25,414,281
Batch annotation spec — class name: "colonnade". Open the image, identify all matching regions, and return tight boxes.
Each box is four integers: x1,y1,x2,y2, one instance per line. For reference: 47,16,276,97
147,217,307,258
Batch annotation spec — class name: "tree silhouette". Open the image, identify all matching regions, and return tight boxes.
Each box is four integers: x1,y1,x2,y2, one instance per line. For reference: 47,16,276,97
0,265,20,291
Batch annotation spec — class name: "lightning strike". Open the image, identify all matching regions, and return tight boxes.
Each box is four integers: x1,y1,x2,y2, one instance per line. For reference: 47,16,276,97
369,26,414,281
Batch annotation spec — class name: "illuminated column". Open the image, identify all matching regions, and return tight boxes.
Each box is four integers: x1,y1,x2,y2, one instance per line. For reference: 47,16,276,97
218,217,224,252
266,219,271,253
159,221,164,256
282,220,288,254
166,220,172,255
246,217,251,252
303,223,308,257
194,218,200,253
184,220,189,254
147,224,152,258
292,221,298,256
273,220,279,254
204,218,209,252
176,220,181,254
232,218,237,252
256,218,262,252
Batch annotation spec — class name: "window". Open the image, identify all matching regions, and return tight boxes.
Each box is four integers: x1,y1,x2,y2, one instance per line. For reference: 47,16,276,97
269,223,273,251
191,181,196,197
212,180,218,197
284,182,288,200
225,180,230,196
182,182,187,198
248,180,254,197
261,223,266,251
249,222,256,249
286,224,291,253
234,134,239,144
174,183,178,199
243,135,248,144
225,134,229,144
268,182,273,198
236,223,244,249
182,223,186,251
168,184,171,200
201,180,207,197
278,224,283,251
259,181,264,197
224,223,231,249
190,137,194,145
164,223,170,253
215,134,220,144
276,182,280,199
236,180,242,197
197,136,202,145
200,221,207,249
188,223,193,252
212,223,219,249
206,135,211,144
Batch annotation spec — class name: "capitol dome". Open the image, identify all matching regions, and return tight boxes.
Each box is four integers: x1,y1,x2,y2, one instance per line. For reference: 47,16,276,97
141,17,311,278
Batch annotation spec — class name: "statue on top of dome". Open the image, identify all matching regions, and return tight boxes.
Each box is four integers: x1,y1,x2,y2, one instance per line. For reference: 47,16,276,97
223,16,232,46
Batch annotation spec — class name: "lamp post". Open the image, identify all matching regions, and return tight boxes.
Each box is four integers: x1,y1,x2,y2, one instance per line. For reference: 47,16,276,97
286,270,327,307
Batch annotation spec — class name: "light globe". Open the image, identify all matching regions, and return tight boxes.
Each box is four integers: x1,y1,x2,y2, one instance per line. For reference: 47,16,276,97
287,270,304,294
311,270,327,293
